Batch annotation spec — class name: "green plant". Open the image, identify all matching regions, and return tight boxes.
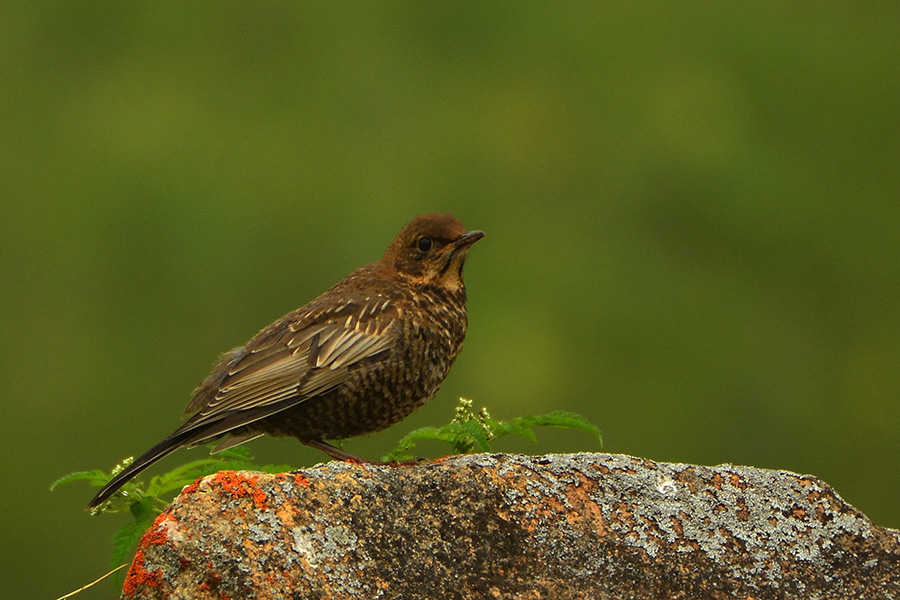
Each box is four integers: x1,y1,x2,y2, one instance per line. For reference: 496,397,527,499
51,446,290,583
383,397,601,462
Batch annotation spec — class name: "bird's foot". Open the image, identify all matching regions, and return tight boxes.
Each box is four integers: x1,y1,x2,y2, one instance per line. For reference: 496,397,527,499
303,439,427,467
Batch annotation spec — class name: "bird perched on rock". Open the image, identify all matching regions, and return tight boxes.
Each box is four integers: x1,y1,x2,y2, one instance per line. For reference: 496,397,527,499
87,213,483,510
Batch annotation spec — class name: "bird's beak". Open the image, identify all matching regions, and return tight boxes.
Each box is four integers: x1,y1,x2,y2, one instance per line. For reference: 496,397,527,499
452,230,485,250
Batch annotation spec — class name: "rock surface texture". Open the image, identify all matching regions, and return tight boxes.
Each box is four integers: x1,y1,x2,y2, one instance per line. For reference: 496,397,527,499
121,453,900,599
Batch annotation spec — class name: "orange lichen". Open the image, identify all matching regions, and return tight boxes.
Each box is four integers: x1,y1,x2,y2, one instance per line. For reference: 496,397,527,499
122,512,177,596
122,548,162,596
142,512,175,546
276,472,310,488
213,470,268,510
181,478,203,497
214,470,258,494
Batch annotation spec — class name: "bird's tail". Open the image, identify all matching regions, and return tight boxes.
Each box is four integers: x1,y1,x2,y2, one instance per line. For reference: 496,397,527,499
86,431,195,511
86,399,304,511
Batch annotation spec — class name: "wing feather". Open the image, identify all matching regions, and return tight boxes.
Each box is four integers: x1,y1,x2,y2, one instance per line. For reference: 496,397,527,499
199,351,308,416
184,295,396,432
309,323,393,370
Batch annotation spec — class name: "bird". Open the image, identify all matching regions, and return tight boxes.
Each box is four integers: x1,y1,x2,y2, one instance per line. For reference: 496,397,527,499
87,213,483,510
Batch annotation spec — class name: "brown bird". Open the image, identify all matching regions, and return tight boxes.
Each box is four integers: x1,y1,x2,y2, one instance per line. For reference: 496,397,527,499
87,213,483,510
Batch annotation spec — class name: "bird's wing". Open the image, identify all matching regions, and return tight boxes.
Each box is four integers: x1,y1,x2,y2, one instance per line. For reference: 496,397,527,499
183,297,396,430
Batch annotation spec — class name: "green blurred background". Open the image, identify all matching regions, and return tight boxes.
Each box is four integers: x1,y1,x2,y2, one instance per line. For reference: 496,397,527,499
3,2,899,597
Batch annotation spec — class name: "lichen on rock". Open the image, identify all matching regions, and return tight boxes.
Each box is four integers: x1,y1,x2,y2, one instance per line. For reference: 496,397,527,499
121,453,900,599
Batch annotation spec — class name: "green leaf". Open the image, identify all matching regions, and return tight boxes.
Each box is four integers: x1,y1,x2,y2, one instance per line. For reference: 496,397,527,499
456,420,491,452
111,514,154,586
128,496,157,522
50,470,109,491
484,416,536,442
384,398,602,461
111,522,142,570
515,411,603,444
382,426,446,462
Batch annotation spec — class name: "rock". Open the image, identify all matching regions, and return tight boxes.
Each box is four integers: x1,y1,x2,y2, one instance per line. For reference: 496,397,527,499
121,453,900,599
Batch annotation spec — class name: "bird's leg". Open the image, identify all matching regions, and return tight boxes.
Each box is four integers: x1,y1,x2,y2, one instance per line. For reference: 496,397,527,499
303,439,369,463
302,439,426,467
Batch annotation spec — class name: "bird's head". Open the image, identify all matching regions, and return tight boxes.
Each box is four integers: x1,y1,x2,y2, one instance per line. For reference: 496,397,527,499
383,213,484,290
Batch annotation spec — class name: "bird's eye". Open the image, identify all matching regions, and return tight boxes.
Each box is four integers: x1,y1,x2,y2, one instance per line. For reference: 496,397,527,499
417,237,433,252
